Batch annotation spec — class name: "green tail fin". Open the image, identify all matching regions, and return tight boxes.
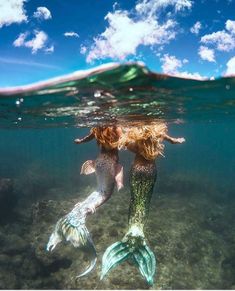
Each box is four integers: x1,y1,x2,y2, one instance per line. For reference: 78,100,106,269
101,235,156,285
100,241,131,280
132,243,156,285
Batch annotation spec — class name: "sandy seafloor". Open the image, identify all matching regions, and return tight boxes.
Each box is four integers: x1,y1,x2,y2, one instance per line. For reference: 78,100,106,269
0,173,234,290
0,124,235,289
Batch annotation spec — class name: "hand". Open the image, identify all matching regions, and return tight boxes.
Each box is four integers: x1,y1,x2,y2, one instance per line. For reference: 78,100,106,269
176,137,185,144
74,138,82,144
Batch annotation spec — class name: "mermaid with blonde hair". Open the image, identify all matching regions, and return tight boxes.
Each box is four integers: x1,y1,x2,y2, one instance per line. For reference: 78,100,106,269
101,121,185,285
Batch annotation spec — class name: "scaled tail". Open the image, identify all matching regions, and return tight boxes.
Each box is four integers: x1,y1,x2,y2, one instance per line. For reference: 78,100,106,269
46,206,97,278
101,226,156,285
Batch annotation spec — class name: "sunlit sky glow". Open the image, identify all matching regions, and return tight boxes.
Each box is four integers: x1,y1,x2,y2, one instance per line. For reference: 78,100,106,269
0,0,235,86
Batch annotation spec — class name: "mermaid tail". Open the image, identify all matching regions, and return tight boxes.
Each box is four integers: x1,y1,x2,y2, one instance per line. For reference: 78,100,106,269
101,225,156,285
46,204,97,278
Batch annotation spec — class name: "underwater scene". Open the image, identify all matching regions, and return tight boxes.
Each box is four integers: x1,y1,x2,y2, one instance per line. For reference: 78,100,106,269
0,63,235,289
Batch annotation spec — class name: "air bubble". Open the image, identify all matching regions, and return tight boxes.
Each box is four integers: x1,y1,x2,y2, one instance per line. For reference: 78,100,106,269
94,91,101,98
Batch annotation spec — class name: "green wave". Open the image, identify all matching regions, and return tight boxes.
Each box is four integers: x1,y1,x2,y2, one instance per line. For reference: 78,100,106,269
0,62,234,128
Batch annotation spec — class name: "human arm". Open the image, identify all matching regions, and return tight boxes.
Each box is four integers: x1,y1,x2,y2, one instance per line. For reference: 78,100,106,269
74,131,95,144
163,134,185,144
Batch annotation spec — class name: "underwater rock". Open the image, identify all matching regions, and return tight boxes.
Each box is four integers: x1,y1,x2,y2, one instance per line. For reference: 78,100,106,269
2,234,29,255
0,270,19,289
0,254,10,266
11,254,24,268
0,178,13,194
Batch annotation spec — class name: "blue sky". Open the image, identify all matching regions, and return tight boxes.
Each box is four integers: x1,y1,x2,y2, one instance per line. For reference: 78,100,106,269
0,0,235,86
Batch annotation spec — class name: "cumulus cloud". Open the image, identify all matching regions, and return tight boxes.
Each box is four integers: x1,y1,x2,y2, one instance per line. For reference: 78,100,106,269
33,7,52,20
176,71,207,80
190,21,201,34
64,31,79,38
160,53,207,80
135,0,192,15
201,19,235,52
13,32,28,47
85,0,193,62
226,19,235,34
198,46,216,62
87,11,176,62
0,0,27,27
225,56,235,76
13,30,49,54
161,54,182,74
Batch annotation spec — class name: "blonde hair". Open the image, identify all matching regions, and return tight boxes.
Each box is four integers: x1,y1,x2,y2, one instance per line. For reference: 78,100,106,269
119,122,167,160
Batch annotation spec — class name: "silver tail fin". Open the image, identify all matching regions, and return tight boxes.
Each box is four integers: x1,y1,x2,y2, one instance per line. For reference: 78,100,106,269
47,208,97,278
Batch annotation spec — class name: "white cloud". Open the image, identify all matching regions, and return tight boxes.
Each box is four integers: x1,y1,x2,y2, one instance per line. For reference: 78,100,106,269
175,71,207,80
33,7,52,20
226,19,235,34
160,54,182,74
0,0,27,27
45,45,54,54
87,13,176,62
80,45,87,54
85,0,192,62
225,56,235,76
64,31,79,38
86,11,176,62
190,21,202,34
201,19,235,52
13,30,49,54
160,53,207,80
135,0,193,16
13,32,28,46
198,46,216,62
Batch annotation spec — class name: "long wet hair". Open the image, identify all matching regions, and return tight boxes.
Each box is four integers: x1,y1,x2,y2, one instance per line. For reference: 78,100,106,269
118,121,167,160
91,126,123,150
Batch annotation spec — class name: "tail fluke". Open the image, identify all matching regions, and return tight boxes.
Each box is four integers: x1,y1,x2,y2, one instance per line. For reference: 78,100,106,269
101,227,156,285
132,243,156,285
46,209,97,278
76,238,97,278
100,241,131,280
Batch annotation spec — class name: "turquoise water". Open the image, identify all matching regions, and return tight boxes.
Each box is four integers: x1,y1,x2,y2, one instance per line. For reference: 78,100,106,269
0,63,234,289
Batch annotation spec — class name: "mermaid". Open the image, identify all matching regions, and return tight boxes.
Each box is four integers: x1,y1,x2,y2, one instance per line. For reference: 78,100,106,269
101,121,185,285
47,125,123,277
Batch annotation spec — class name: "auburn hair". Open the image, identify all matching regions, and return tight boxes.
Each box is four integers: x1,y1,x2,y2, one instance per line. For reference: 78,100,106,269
91,126,122,150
